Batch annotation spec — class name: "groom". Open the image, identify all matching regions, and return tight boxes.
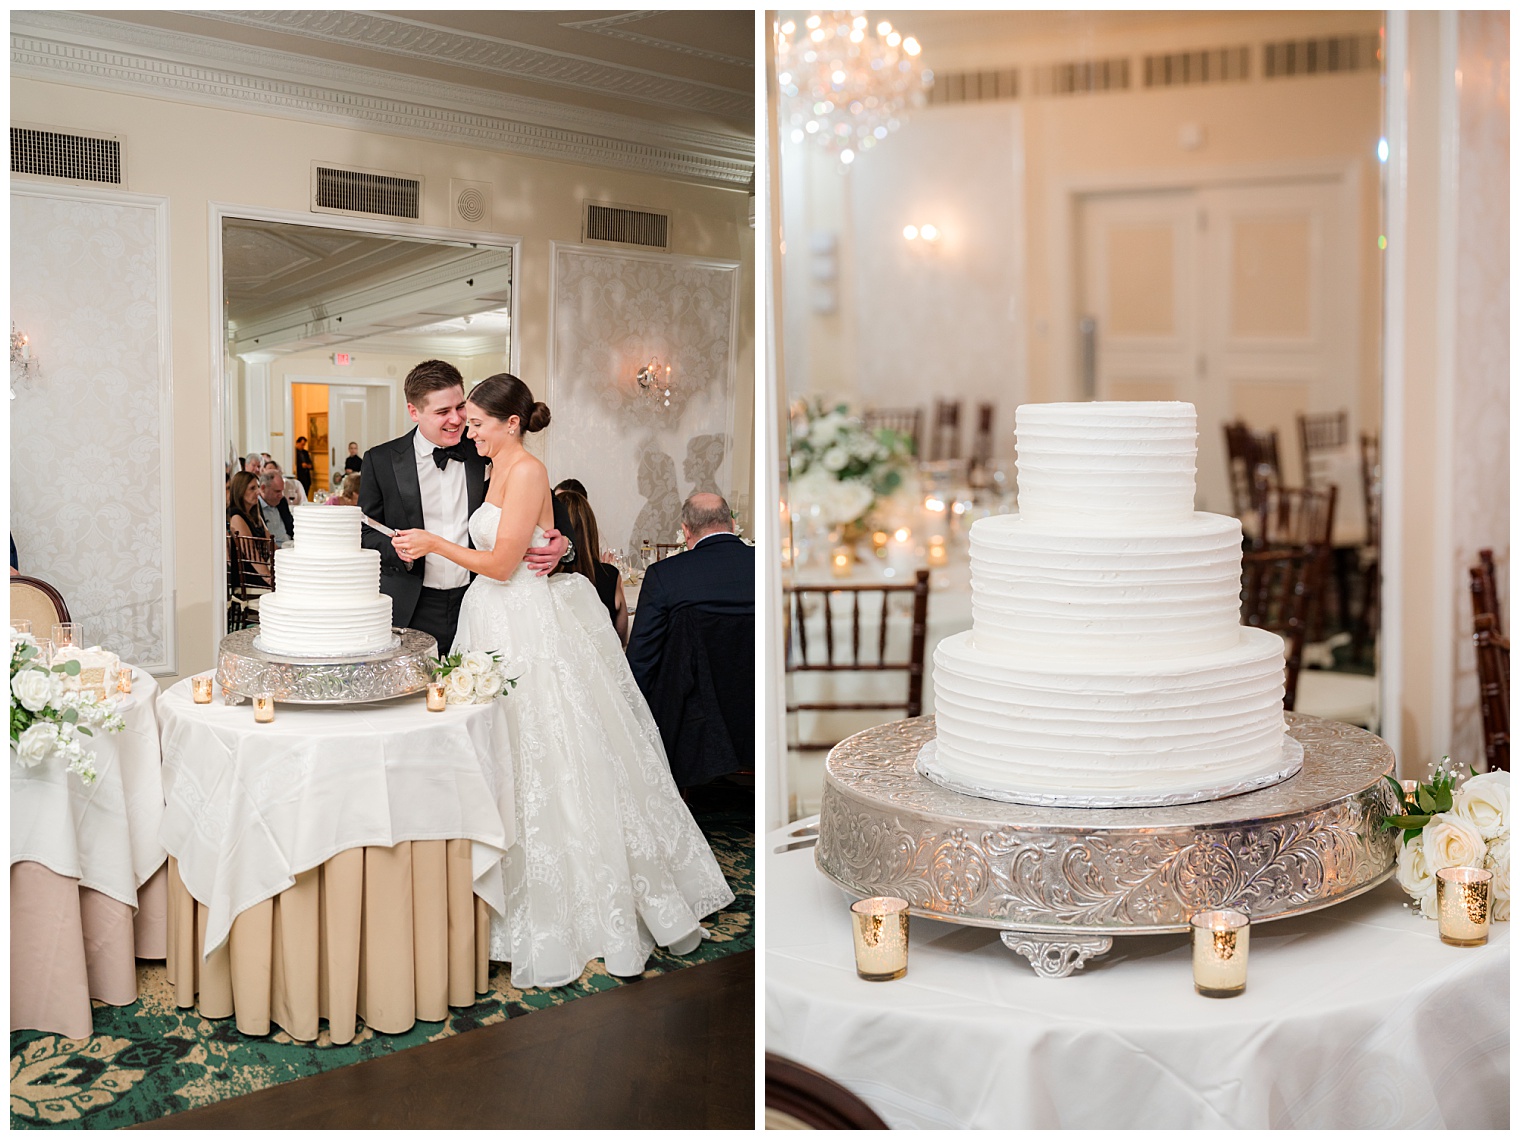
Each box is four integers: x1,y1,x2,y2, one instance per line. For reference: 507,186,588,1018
359,359,574,652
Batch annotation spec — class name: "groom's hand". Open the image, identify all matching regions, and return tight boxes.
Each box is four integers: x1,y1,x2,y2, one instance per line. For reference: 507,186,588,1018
525,529,569,576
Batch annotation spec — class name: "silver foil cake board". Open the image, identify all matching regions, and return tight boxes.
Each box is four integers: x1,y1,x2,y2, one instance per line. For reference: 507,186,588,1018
815,713,1398,977
216,628,438,705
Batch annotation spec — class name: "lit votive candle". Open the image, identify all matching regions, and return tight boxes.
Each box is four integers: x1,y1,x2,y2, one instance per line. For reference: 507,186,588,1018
927,537,948,567
52,622,82,649
116,668,133,695
871,530,889,558
191,675,214,704
830,545,853,578
1436,866,1492,946
253,694,275,723
1191,909,1250,997
11,619,31,636
426,680,447,712
1402,779,1420,806
851,896,909,981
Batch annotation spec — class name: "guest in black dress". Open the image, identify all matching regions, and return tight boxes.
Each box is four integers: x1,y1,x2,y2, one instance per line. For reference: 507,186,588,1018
343,442,363,475
554,488,627,645
227,470,273,586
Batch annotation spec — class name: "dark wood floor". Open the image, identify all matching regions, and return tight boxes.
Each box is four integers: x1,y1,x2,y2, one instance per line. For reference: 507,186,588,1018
143,952,755,1130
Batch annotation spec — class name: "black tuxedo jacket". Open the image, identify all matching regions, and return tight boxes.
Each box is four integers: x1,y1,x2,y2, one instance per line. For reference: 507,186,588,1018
359,429,575,628
626,532,755,694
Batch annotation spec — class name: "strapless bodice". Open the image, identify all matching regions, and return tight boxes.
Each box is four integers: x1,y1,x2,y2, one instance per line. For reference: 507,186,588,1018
468,502,547,585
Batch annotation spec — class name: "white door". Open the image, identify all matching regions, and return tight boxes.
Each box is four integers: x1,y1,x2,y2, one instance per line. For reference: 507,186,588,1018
329,386,369,478
1079,177,1358,514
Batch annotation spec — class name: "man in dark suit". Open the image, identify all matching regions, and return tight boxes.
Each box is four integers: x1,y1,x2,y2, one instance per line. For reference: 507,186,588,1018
293,436,314,495
626,493,754,695
359,359,573,652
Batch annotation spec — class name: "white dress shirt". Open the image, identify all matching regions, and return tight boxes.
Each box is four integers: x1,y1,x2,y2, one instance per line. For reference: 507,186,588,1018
412,430,472,590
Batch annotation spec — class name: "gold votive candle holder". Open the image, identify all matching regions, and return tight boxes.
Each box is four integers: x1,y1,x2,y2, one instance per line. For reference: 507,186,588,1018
191,675,214,704
1191,909,1250,997
851,896,909,981
116,669,133,695
830,545,853,578
1436,866,1492,946
1402,779,1420,806
252,694,275,723
927,538,948,567
426,680,447,712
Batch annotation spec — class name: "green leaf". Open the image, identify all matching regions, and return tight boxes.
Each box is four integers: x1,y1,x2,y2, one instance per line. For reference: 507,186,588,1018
1384,775,1407,805
60,707,78,724
1416,786,1436,813
1433,785,1454,814
1385,814,1431,830
77,726,92,736
1403,828,1421,846
61,660,80,676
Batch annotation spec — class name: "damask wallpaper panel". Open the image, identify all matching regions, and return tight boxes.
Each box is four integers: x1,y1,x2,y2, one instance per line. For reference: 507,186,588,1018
548,244,740,554
11,186,175,672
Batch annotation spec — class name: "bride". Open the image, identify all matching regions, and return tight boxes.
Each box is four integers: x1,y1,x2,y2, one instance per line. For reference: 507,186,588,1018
391,374,735,988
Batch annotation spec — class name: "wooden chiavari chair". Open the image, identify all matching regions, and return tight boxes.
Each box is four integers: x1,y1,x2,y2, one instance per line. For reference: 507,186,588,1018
1352,431,1381,661
862,407,923,457
1224,422,1283,520
1241,544,1326,712
929,399,962,462
1471,553,1509,771
227,532,275,631
1298,409,1350,487
783,568,930,752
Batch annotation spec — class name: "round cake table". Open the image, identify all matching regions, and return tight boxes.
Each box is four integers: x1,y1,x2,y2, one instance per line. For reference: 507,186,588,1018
158,677,517,1042
766,821,1510,1129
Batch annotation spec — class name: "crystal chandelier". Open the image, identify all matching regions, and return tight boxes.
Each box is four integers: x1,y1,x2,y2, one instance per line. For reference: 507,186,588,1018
634,357,673,408
775,12,932,166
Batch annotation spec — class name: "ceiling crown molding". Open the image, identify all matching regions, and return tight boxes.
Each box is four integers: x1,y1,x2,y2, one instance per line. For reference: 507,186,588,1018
10,12,753,188
559,12,754,70
196,10,751,119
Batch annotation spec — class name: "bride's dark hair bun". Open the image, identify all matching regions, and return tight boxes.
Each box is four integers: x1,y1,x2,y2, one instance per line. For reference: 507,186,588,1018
469,373,550,433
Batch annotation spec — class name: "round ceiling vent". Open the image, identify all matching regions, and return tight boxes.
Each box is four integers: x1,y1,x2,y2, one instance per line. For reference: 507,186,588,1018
456,186,486,224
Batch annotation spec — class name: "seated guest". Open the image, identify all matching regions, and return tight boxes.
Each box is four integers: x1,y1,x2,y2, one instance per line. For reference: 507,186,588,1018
555,488,628,645
227,470,273,585
264,459,307,505
328,472,361,507
244,452,264,474
626,493,753,694
344,442,363,474
258,470,296,547
554,477,589,498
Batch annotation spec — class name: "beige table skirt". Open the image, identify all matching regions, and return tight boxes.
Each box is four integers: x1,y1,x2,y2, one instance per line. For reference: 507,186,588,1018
167,839,491,1044
10,860,169,1040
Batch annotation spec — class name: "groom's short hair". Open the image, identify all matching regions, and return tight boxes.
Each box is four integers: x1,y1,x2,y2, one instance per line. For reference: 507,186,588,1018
405,359,464,407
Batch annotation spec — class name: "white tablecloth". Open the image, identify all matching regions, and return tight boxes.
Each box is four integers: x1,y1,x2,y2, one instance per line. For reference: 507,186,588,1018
766,823,1509,1129
11,667,166,907
158,678,515,957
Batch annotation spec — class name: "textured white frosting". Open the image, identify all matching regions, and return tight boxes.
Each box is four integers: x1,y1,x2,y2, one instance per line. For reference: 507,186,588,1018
255,505,395,657
1014,401,1197,526
968,512,1246,660
929,400,1288,806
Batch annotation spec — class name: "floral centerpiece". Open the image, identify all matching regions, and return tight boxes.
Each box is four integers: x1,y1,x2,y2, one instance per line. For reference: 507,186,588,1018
431,649,519,706
10,632,125,786
788,398,915,531
1384,760,1508,921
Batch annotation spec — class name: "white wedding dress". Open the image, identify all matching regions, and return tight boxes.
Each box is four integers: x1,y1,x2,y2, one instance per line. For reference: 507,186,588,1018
452,502,735,988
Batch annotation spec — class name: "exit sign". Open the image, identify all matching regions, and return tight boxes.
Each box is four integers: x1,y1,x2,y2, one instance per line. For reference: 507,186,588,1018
332,352,352,366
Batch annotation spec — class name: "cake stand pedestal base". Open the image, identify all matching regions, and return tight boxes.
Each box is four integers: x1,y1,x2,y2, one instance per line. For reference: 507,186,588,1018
815,713,1399,977
216,628,438,705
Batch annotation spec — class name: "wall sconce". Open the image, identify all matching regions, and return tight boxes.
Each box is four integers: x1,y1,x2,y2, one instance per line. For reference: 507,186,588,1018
902,223,942,248
10,323,38,399
634,357,673,407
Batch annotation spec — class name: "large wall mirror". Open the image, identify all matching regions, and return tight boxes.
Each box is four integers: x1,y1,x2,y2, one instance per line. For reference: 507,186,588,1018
770,10,1387,822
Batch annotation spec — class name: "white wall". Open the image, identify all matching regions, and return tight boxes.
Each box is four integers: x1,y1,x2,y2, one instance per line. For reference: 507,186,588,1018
11,75,754,683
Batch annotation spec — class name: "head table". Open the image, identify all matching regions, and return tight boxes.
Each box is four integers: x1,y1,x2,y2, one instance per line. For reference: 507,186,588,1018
11,667,167,1039
157,676,516,1042
766,820,1509,1129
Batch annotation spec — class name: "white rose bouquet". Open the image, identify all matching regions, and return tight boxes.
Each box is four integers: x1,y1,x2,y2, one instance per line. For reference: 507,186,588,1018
431,649,518,705
9,631,124,785
1384,759,1508,921
788,398,915,529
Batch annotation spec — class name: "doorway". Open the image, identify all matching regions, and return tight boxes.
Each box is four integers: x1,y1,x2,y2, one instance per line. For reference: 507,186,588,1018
1077,175,1360,516
290,380,393,492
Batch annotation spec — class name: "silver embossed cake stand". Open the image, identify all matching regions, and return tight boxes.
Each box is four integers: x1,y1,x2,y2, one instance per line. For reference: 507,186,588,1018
815,712,1399,977
215,628,438,705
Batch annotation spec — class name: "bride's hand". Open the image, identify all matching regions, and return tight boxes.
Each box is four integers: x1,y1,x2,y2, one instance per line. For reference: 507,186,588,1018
392,529,438,560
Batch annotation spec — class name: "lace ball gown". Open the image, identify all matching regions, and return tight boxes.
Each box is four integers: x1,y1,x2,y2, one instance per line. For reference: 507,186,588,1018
452,502,735,988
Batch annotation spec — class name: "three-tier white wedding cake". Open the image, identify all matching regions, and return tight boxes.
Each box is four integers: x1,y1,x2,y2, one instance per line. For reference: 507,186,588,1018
254,505,398,658
919,401,1299,807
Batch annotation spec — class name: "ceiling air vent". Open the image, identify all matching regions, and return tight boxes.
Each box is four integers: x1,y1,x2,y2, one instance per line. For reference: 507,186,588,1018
1028,57,1131,97
927,69,1016,106
584,202,670,252
1263,34,1380,79
311,163,421,221
11,125,123,185
1143,46,1250,88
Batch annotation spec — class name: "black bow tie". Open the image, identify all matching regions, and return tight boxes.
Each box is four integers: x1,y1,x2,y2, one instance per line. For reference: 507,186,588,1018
431,442,475,470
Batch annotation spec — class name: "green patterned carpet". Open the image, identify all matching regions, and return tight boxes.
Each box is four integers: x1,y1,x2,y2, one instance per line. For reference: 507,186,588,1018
11,808,753,1129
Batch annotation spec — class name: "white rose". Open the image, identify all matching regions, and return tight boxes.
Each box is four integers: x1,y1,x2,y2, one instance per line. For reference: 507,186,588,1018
475,671,503,701
1452,771,1508,841
791,419,810,442
822,446,849,472
1485,834,1509,910
444,669,475,704
810,420,837,448
1397,836,1437,912
461,651,494,676
14,722,60,768
1422,813,1488,873
11,666,54,713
